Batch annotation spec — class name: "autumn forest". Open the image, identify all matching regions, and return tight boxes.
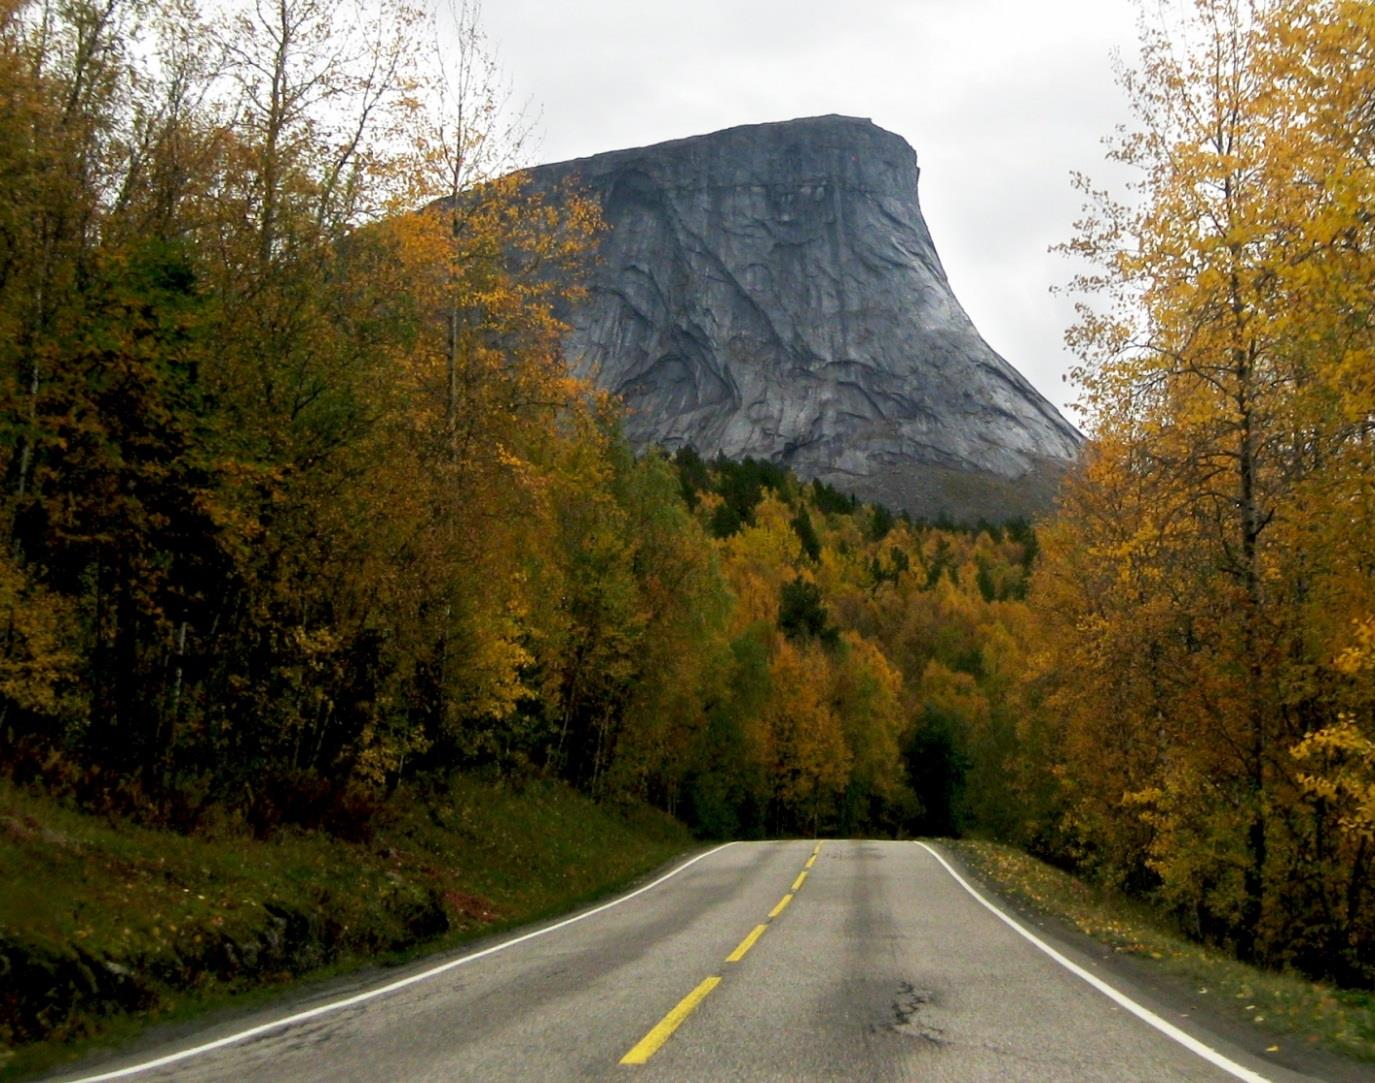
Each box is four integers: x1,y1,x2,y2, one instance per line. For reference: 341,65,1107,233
1,0,1374,1003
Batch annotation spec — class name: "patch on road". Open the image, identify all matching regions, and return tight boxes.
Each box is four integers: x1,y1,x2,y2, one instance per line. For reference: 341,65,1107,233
869,980,944,1046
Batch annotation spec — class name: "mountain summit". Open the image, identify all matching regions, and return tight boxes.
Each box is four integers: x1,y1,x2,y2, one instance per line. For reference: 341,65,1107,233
523,115,1080,520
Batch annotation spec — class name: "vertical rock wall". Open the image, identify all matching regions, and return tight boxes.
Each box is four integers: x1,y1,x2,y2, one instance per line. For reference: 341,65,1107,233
523,115,1080,520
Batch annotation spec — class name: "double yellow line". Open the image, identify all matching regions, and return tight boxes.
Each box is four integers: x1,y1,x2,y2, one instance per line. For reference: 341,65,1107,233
619,840,825,1066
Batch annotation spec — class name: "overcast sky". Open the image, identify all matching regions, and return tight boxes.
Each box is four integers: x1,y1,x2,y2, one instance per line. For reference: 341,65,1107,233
476,0,1145,423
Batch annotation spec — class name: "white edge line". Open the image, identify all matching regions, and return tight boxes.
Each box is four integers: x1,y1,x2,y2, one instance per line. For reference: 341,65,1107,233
60,841,739,1082
916,842,1273,1083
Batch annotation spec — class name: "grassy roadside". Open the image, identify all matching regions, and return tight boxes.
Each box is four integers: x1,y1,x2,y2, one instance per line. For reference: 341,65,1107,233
0,776,693,1080
944,839,1375,1065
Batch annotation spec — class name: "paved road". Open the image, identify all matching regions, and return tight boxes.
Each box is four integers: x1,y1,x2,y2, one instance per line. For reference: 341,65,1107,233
54,840,1328,1082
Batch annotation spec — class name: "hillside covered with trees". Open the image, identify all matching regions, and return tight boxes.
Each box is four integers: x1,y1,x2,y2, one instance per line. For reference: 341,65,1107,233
0,0,1030,844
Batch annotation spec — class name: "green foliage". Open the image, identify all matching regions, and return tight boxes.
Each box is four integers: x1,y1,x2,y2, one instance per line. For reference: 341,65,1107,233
671,445,708,509
777,577,834,646
684,454,789,531
810,478,855,516
708,500,743,539
790,506,821,562
905,707,966,836
868,503,895,542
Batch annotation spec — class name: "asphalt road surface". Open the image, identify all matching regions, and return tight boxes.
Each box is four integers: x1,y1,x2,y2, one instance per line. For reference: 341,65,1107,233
52,840,1337,1083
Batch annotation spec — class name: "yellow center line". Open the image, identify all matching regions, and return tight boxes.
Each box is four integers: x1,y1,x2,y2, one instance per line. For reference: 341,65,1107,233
620,976,721,1065
622,848,819,1067
726,923,768,962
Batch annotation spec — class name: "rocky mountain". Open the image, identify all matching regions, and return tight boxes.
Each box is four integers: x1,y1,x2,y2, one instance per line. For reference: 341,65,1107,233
522,115,1081,521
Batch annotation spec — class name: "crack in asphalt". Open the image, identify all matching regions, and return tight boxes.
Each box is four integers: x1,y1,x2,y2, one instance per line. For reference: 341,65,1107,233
869,980,944,1046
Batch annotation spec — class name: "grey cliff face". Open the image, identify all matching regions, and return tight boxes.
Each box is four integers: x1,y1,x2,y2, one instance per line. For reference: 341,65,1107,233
523,115,1081,520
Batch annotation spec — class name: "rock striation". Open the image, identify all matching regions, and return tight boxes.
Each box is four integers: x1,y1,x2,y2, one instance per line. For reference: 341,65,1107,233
523,115,1081,521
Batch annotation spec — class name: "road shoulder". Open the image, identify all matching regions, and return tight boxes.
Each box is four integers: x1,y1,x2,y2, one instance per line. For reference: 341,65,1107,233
929,841,1373,1083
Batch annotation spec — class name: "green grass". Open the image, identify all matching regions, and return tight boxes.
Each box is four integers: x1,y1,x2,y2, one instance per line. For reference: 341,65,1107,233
0,776,693,1080
945,839,1375,1064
